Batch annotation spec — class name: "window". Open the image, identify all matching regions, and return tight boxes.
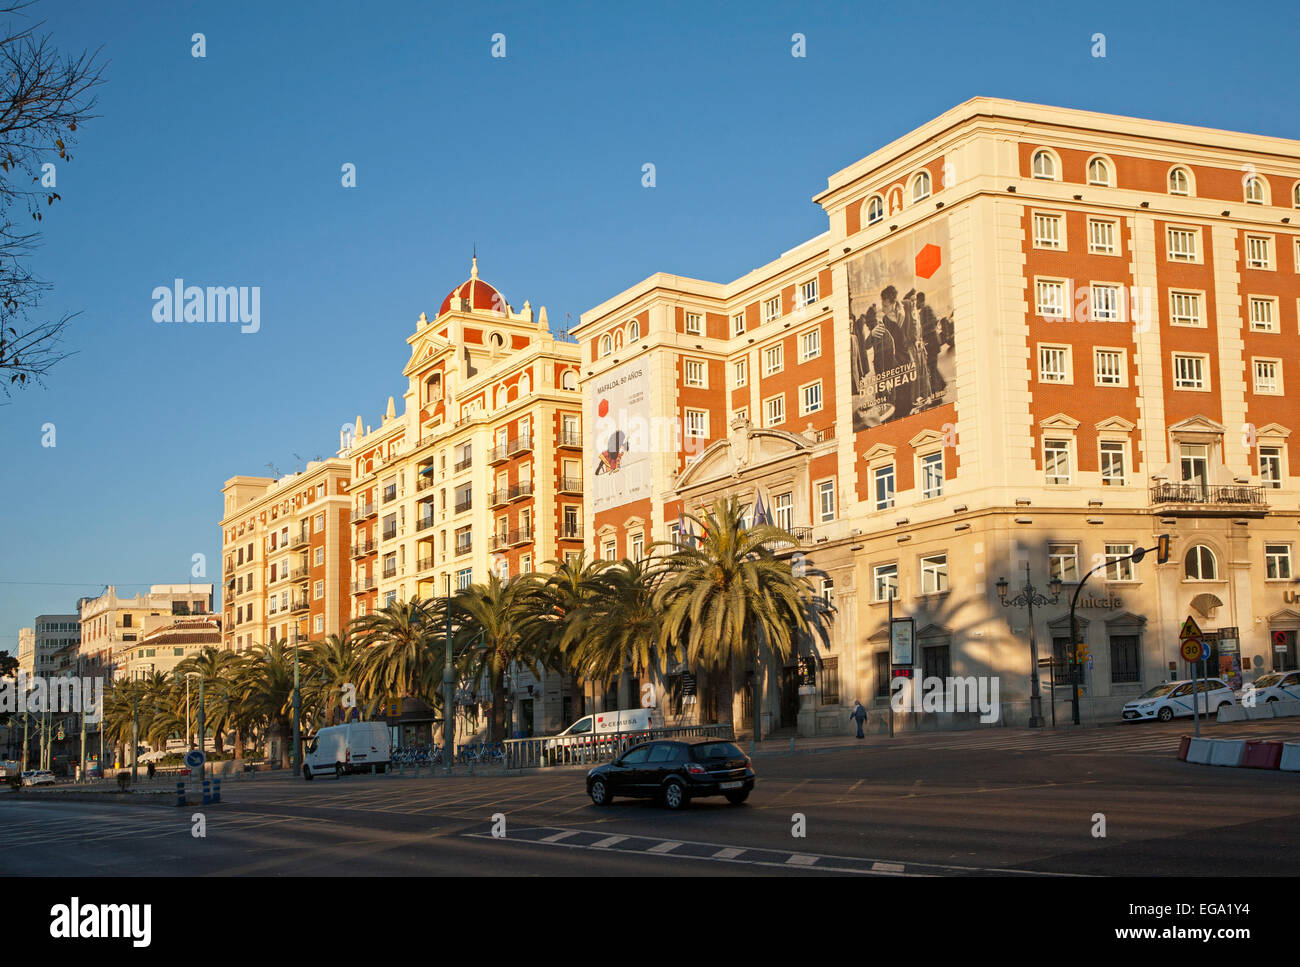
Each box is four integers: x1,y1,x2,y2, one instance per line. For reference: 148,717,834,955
602,539,616,561
1169,290,1202,327
1032,212,1063,250
1167,227,1199,262
1246,235,1273,269
1265,543,1292,580
630,533,644,561
866,195,884,225
762,344,784,376
763,394,785,427
733,358,748,387
1253,359,1281,395
912,170,931,202
1035,279,1066,318
628,319,640,342
1091,283,1121,322
684,408,708,438
1031,149,1057,180
733,406,748,422
1249,297,1278,332
1168,166,1191,196
1244,176,1266,205
684,358,706,387
684,312,702,335
314,580,324,599
1105,543,1135,581
561,369,578,391
774,492,793,531
1087,157,1112,187
920,452,944,499
1173,354,1207,390
1110,636,1141,684
599,334,612,357
874,464,895,510
799,279,819,308
800,380,823,415
1100,440,1126,485
1095,348,1124,386
1088,218,1116,255
1260,446,1283,488
314,615,324,634
920,554,948,594
1038,345,1070,383
732,312,745,336
817,479,836,523
1295,182,1300,209
315,547,324,566
1185,545,1218,581
1049,543,1079,583
456,568,472,590
799,327,821,362
1044,438,1072,485
873,563,899,602
762,296,781,324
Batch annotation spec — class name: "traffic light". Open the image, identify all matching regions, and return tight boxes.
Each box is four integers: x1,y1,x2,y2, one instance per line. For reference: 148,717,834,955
1157,533,1171,565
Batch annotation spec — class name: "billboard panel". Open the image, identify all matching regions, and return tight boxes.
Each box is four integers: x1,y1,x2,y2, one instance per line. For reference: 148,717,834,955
590,360,654,514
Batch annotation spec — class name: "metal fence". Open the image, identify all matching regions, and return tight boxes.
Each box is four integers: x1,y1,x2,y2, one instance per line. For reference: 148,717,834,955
503,723,735,771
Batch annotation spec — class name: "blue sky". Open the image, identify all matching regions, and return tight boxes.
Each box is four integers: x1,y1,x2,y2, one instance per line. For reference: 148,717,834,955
2,0,1297,646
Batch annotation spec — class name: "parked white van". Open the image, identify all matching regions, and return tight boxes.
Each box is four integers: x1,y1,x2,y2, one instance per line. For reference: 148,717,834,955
302,722,391,780
544,708,660,764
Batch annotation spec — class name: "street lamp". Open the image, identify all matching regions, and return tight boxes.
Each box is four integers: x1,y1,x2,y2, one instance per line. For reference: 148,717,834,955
291,625,302,776
996,561,1061,728
443,573,455,775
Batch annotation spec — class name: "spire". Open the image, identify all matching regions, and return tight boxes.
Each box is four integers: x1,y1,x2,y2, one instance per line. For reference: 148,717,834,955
470,246,478,280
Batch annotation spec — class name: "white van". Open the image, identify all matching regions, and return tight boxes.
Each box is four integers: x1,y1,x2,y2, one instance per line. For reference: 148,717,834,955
302,722,391,780
545,708,660,764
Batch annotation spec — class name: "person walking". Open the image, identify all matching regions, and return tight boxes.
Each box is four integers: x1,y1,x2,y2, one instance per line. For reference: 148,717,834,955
850,700,868,739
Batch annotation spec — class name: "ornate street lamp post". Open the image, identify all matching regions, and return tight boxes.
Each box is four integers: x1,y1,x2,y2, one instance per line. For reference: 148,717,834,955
997,562,1063,729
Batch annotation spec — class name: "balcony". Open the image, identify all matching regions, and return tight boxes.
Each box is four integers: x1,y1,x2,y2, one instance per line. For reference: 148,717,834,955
353,502,377,521
488,444,510,466
557,430,582,449
416,515,436,532
417,556,434,571
455,540,472,557
508,482,534,502
223,561,234,576
1149,483,1267,517
351,576,375,594
762,526,813,552
509,527,534,547
558,476,583,494
382,486,398,504
454,456,472,473
289,597,310,613
454,498,473,514
561,524,583,540
289,533,310,549
417,474,435,492
382,528,397,543
351,540,375,558
290,566,310,581
508,434,533,456
382,562,397,579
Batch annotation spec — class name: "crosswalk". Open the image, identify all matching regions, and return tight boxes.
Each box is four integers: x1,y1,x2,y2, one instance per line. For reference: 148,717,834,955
464,823,1068,876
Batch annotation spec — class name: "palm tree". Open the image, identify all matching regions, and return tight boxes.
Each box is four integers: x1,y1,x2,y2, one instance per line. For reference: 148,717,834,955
569,557,665,708
656,496,833,740
234,641,297,768
303,631,365,727
174,647,241,754
453,573,540,742
353,599,443,718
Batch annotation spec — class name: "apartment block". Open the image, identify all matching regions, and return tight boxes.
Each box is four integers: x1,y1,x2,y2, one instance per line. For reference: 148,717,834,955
79,585,214,681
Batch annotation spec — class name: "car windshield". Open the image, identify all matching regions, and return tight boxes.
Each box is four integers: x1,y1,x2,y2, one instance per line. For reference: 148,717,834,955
1252,674,1283,688
692,742,744,760
1139,683,1179,699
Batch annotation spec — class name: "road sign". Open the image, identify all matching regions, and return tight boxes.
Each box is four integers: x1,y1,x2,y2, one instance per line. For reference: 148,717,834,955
1179,616,1203,640
184,749,206,769
1199,640,1211,662
1181,638,1203,662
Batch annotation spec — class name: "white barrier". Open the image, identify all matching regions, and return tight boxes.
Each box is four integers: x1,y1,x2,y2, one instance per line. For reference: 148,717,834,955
1271,700,1300,720
1208,739,1246,767
1244,704,1275,721
1217,704,1247,723
1280,743,1300,773
1186,738,1213,764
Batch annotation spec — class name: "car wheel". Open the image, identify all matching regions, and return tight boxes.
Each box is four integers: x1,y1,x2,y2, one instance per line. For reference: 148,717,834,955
1217,702,1230,712
1157,707,1174,722
590,778,611,806
302,765,313,781
376,763,387,774
1267,697,1279,703
661,779,687,811
725,790,749,806
335,764,344,780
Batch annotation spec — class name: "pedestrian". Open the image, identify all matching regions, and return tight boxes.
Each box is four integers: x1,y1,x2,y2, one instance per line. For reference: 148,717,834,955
850,700,868,739
146,760,156,780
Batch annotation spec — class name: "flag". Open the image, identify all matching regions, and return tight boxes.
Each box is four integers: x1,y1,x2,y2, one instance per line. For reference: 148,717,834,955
752,489,769,527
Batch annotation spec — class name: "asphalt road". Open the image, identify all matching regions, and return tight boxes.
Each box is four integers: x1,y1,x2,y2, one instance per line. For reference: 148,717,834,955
2,720,1297,877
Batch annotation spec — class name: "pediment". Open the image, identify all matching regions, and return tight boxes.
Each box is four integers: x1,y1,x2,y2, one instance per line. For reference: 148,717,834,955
1266,609,1300,629
862,442,898,463
909,428,946,449
1168,415,1226,435
1039,413,1081,431
1094,416,1135,433
1255,422,1291,439
676,428,812,490
1105,610,1148,628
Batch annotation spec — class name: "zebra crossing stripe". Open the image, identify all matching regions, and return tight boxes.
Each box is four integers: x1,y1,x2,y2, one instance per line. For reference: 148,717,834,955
787,854,818,866
712,847,745,859
648,841,681,853
540,830,580,843
872,861,905,873
591,835,628,848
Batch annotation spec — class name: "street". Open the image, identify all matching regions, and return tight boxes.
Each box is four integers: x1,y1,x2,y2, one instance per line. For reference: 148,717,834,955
2,719,1297,877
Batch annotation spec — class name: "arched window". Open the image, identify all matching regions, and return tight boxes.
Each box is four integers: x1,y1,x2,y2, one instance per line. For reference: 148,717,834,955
1031,150,1057,180
494,385,507,409
1293,181,1300,208
425,372,442,402
561,369,578,391
628,319,640,342
1168,166,1191,196
866,195,884,225
1087,157,1112,187
911,171,931,203
1185,545,1218,581
599,335,612,358
1244,176,1266,205
488,331,505,350
614,330,624,350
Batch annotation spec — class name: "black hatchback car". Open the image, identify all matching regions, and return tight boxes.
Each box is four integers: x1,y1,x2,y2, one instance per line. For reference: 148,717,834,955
586,739,755,810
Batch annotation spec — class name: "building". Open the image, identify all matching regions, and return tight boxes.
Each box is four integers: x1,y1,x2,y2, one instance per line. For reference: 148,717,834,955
575,97,1300,734
220,459,352,650
15,627,34,677
33,613,81,680
79,585,214,681
343,257,585,734
122,616,224,679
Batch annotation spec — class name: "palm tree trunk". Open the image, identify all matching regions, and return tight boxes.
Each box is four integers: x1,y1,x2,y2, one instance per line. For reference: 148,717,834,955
491,669,507,742
233,726,243,761
716,659,734,727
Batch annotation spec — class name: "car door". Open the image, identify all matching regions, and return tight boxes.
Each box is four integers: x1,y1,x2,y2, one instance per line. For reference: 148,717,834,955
644,742,677,793
1169,682,1194,716
608,744,652,796
1282,673,1300,701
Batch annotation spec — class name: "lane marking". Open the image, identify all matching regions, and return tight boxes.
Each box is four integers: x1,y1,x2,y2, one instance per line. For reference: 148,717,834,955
540,830,580,843
713,847,745,859
787,854,818,866
872,861,905,873
592,835,628,848
647,841,681,854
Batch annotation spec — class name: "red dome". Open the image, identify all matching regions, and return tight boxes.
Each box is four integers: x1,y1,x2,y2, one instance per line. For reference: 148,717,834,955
438,257,505,317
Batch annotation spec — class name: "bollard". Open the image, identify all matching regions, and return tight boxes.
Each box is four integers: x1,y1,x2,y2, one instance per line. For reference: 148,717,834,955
212,778,221,803
789,738,795,754
176,781,185,807
202,779,211,806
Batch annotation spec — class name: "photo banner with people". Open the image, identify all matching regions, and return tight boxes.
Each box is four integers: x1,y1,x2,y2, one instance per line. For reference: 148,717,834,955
846,220,957,432
590,359,654,514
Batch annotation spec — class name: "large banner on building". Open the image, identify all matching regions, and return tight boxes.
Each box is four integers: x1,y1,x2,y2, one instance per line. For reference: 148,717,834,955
846,220,956,432
590,360,654,514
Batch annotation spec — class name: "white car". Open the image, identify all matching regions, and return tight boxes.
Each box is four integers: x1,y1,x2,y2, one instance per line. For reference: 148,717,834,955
21,770,56,786
1237,671,1300,705
1121,679,1236,722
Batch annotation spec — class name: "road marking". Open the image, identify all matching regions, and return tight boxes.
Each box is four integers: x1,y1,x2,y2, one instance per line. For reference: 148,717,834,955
872,861,905,873
647,841,680,853
787,854,818,866
591,835,628,848
540,830,580,843
713,847,745,859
